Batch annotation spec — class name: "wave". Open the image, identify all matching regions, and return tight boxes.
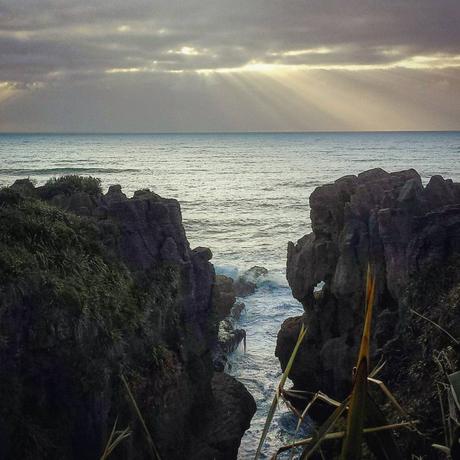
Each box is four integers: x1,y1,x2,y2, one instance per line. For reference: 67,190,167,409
0,167,141,175
214,265,240,279
214,264,289,290
276,180,323,188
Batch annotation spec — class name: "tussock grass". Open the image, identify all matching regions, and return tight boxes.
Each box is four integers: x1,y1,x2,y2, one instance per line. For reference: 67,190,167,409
39,175,102,199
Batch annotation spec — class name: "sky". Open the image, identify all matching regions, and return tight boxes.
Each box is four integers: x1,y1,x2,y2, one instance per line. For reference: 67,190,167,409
0,0,459,132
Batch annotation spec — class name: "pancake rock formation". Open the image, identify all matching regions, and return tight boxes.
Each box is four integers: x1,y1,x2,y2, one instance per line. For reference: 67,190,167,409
277,168,460,456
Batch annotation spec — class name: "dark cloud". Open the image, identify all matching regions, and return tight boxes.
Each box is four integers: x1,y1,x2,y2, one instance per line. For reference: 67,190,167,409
1,0,460,84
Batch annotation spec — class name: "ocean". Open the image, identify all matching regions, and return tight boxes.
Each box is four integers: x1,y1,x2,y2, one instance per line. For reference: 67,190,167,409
1,131,459,458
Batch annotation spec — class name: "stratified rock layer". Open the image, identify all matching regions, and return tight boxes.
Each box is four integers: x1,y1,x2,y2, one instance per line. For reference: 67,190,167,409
0,178,254,460
277,168,460,456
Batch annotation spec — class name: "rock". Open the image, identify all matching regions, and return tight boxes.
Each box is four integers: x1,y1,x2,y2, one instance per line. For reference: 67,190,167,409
211,273,249,372
218,320,246,354
193,246,213,261
234,278,257,297
244,265,268,281
10,178,36,196
233,265,268,297
104,184,127,203
191,372,256,460
213,320,246,371
0,178,254,460
132,188,162,200
213,275,237,321
231,301,246,320
278,168,460,456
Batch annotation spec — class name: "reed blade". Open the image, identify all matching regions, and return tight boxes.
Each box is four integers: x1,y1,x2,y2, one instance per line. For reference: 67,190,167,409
254,324,307,460
300,396,350,459
340,266,376,460
121,374,162,460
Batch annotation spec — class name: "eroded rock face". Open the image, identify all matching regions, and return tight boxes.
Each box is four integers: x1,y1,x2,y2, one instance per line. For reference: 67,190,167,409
213,275,237,321
211,275,247,371
0,179,254,460
277,169,460,450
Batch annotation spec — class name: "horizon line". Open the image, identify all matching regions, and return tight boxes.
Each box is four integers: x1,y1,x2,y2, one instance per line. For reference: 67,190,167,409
1,129,460,135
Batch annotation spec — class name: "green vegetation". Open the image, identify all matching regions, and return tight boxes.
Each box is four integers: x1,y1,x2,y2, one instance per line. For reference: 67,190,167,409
39,175,102,199
0,186,182,459
0,188,134,325
121,374,162,460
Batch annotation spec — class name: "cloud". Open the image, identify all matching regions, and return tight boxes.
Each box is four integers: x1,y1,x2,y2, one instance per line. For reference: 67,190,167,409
1,0,460,84
0,0,459,131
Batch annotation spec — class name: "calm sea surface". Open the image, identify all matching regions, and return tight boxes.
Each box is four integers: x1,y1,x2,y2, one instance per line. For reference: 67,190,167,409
1,132,459,458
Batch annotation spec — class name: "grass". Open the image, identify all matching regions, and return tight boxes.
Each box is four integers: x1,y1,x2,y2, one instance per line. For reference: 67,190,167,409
38,175,102,199
100,418,131,460
121,374,162,460
0,185,184,458
339,267,375,460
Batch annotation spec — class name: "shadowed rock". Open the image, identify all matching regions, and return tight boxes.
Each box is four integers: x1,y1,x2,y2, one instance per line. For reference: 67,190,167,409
277,168,460,454
213,274,237,321
190,373,256,460
231,301,246,320
0,178,254,460
234,265,268,297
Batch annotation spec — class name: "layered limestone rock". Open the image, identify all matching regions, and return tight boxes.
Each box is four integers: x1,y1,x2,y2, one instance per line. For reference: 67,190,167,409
277,168,460,455
0,178,255,460
212,274,246,371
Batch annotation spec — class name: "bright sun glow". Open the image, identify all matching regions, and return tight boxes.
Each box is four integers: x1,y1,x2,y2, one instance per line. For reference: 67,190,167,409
167,46,204,56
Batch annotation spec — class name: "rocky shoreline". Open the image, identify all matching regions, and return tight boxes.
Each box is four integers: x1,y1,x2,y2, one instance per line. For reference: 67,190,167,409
0,177,255,460
2,168,459,459
277,168,460,458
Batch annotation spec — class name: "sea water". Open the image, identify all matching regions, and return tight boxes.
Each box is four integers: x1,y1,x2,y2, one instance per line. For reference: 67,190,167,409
1,131,459,458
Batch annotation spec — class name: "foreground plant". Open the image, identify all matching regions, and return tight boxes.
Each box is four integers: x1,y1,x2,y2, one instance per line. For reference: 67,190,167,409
121,374,163,460
257,266,419,459
254,323,307,459
100,418,131,460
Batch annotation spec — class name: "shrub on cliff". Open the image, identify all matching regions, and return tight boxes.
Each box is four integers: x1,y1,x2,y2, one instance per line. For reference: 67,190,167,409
38,175,102,199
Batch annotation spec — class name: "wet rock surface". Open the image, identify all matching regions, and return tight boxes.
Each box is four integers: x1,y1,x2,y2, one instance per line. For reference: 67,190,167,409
213,274,237,321
211,272,247,371
0,178,254,460
277,168,460,456
218,320,246,354
231,301,246,320
234,265,268,297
